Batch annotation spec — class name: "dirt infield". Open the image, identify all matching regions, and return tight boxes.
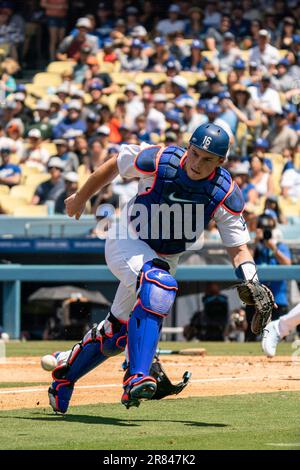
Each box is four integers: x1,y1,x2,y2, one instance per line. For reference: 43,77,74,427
0,355,300,411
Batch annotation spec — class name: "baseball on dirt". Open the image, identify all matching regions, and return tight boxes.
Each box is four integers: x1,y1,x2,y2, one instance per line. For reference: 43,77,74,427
41,354,57,371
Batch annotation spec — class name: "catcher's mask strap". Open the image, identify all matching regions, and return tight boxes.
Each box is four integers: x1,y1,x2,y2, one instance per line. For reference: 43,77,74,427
235,261,258,282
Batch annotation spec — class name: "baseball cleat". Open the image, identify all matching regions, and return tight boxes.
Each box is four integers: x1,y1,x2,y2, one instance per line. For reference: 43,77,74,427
121,376,157,409
262,320,281,357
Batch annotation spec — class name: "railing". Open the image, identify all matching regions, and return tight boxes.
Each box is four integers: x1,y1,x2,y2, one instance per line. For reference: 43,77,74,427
1,264,300,338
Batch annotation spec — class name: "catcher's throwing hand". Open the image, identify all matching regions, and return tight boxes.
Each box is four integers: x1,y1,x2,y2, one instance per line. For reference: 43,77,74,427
236,281,277,335
65,192,86,220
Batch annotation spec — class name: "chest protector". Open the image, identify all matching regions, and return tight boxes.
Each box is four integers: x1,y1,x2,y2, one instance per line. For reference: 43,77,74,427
131,145,244,254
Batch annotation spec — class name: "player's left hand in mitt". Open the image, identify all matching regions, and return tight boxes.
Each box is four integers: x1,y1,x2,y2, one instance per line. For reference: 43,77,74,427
236,281,276,335
149,355,191,400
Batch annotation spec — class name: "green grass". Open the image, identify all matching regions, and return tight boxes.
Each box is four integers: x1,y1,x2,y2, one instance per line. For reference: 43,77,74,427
5,340,295,357
0,382,48,389
0,393,300,450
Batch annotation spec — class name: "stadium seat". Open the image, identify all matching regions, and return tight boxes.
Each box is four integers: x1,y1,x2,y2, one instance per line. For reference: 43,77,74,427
47,61,76,74
25,83,47,98
41,142,57,156
25,173,51,189
0,195,28,214
201,50,215,61
13,205,48,217
278,196,300,216
33,72,62,88
110,72,135,86
10,185,35,203
294,153,300,169
135,73,167,85
0,185,9,195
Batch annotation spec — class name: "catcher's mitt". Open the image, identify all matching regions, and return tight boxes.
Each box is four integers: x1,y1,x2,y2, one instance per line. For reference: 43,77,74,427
149,355,191,400
236,281,275,335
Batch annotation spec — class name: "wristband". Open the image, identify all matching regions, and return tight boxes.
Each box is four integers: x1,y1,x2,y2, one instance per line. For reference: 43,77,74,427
235,261,258,281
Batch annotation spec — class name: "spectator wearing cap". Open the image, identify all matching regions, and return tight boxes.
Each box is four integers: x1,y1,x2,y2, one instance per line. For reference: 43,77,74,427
0,145,21,187
196,76,223,100
124,83,144,130
12,91,33,128
48,96,64,127
125,6,140,36
27,100,52,140
253,138,273,172
102,39,118,64
231,163,258,205
83,55,116,95
134,114,151,143
184,7,206,40
248,75,282,118
40,0,68,61
263,111,298,154
55,82,70,104
203,1,221,28
86,138,107,172
85,80,103,115
73,45,93,83
171,75,189,102
180,97,208,133
52,100,87,139
142,93,166,136
32,157,65,205
168,31,190,63
271,58,295,93
119,38,148,71
95,125,111,149
277,17,297,50
94,3,114,48
217,92,239,135
130,26,150,54
249,29,280,67
21,128,50,172
216,32,242,72
53,138,79,173
156,4,185,37
0,1,24,61
147,37,169,72
249,154,273,197
55,171,79,214
206,14,233,49
264,195,286,225
56,17,98,61
181,39,206,72
164,59,181,80
85,112,100,141
230,6,251,40
5,118,24,158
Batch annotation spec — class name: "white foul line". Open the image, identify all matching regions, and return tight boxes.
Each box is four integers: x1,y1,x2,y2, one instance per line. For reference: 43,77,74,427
0,375,294,395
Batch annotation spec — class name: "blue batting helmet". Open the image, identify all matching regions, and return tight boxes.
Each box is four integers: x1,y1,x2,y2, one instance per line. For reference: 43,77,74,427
189,123,230,159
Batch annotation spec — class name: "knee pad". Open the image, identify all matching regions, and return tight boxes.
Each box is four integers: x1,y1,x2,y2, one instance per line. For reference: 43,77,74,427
127,258,178,382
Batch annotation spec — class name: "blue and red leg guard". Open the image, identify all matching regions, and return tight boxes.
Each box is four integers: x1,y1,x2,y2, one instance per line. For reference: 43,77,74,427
122,258,178,408
48,313,127,413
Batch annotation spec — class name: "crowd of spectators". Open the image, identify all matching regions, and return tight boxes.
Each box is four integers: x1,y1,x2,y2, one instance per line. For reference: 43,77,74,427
0,0,299,223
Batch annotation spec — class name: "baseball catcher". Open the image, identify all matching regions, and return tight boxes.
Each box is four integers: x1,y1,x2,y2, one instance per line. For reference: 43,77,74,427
43,122,276,413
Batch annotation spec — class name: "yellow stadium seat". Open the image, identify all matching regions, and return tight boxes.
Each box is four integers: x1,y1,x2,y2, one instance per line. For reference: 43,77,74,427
279,49,288,59
294,153,300,170
0,185,9,195
180,72,199,86
25,83,47,98
10,153,21,164
0,195,28,214
135,73,167,85
201,50,215,61
218,71,228,84
33,72,62,88
25,173,51,189
237,50,249,61
10,185,35,203
278,197,300,216
47,61,76,74
41,142,57,156
13,205,49,217
111,72,135,86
